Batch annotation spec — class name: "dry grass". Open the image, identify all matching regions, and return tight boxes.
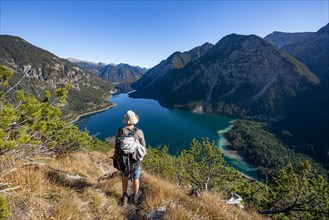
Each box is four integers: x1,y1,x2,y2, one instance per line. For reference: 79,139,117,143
141,172,265,220
1,150,265,219
1,150,123,220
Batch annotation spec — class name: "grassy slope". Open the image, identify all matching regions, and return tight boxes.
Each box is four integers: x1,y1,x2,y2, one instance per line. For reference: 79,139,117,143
2,150,264,220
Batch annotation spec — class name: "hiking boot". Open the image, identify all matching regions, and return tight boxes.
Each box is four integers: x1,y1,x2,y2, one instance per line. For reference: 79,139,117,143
133,192,140,205
121,192,128,206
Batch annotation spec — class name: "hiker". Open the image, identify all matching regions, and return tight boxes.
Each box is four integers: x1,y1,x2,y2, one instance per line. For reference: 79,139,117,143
114,110,146,205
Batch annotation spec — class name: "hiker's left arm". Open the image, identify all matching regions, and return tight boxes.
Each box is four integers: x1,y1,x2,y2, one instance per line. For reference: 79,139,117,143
137,130,146,147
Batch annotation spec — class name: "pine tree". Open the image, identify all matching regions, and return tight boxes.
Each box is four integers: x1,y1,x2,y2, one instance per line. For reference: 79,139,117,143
259,161,329,219
1,66,109,163
179,138,230,191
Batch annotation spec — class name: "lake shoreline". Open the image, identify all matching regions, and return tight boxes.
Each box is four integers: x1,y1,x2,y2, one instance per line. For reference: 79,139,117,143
69,103,117,124
218,122,259,181
76,92,259,180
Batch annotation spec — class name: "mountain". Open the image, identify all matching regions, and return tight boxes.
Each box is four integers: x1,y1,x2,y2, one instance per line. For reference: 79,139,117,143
265,24,329,164
265,23,329,80
99,63,147,84
132,42,214,90
0,35,114,120
264,31,313,48
99,63,147,93
131,34,318,116
67,58,106,75
69,59,147,93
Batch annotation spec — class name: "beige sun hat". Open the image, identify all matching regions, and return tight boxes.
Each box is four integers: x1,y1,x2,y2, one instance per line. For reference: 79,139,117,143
123,110,139,125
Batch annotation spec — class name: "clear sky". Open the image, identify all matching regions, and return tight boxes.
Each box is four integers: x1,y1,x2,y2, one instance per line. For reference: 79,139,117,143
0,0,328,68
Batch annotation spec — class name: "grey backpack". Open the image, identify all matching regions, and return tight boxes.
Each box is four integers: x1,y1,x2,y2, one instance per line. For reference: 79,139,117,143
117,128,147,161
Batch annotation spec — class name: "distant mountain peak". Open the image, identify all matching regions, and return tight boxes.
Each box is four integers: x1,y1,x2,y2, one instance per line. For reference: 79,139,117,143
67,57,102,65
264,23,329,79
132,42,214,90
317,23,329,34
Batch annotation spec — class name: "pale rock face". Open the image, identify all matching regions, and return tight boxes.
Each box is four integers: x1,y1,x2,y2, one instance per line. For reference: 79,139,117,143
0,35,114,106
20,63,87,88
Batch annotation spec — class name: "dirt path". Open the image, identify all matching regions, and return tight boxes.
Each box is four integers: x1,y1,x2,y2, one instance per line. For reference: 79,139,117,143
97,165,148,219
122,181,146,220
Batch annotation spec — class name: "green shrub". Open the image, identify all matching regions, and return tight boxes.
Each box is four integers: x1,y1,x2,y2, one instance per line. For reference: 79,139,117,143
0,196,8,220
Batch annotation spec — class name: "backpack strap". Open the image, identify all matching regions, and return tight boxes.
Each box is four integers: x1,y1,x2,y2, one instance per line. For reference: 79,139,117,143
129,127,138,136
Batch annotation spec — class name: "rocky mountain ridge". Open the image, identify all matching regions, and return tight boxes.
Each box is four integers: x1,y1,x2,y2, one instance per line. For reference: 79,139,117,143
265,23,329,80
131,23,329,167
69,58,147,93
99,63,147,84
67,57,107,76
264,31,313,48
132,42,214,90
131,34,318,116
0,35,114,119
0,35,101,89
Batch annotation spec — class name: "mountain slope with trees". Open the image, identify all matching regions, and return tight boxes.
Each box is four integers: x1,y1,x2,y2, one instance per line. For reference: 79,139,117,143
265,24,329,166
1,66,328,219
132,42,214,91
67,57,106,76
0,35,114,120
69,58,147,93
265,23,329,80
99,63,147,93
143,139,329,219
0,66,266,220
131,24,329,178
131,34,318,117
99,63,147,84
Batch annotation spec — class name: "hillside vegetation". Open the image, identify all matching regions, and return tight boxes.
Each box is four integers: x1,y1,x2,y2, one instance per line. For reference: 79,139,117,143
0,66,264,219
1,66,328,219
1,150,265,220
143,141,329,219
226,119,328,178
70,59,147,94
131,34,318,117
131,24,329,181
0,35,115,121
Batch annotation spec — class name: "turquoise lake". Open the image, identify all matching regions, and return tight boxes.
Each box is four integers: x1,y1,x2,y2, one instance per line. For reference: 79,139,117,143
76,93,259,179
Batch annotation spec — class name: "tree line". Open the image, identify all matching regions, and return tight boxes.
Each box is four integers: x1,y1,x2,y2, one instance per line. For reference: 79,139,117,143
143,138,329,219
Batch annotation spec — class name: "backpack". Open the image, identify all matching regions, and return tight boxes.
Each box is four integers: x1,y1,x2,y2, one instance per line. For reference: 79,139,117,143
113,128,147,172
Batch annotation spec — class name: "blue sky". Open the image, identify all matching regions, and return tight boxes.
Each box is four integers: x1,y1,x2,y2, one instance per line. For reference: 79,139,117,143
1,1,328,68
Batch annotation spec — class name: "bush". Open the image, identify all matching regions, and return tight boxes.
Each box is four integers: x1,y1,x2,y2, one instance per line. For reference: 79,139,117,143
0,196,8,220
